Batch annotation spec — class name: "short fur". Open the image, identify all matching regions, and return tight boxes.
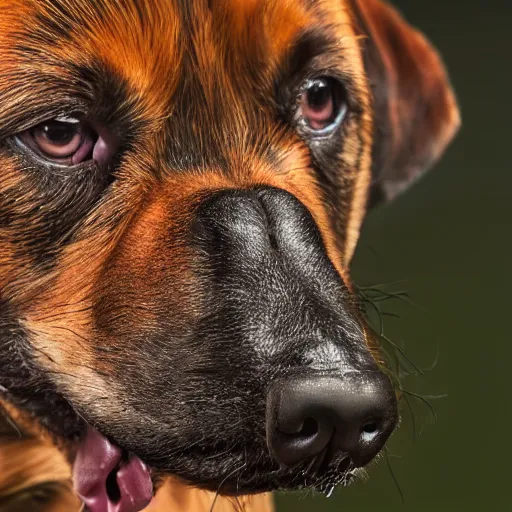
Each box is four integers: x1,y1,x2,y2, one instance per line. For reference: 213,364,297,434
0,0,459,511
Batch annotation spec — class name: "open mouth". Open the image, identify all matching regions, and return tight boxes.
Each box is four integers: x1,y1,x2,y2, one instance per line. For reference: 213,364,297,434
73,427,153,512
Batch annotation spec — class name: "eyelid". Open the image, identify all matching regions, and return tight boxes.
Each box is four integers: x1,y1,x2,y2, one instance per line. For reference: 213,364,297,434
1,108,88,138
54,115,81,124
11,136,91,171
12,116,118,170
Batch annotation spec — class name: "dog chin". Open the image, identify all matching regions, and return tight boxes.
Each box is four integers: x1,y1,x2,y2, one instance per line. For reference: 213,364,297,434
72,421,355,509
158,442,357,495
151,446,355,496
184,459,357,496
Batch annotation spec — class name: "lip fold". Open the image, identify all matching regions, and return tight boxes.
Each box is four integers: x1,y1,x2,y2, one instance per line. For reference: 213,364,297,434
73,426,153,512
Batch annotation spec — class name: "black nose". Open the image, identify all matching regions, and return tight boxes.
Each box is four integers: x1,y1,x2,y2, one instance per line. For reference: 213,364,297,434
192,187,329,268
266,373,398,468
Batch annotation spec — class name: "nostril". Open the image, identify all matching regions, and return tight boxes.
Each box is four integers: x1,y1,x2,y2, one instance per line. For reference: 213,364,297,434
267,374,398,470
299,418,318,438
267,398,335,468
361,420,379,434
360,419,382,443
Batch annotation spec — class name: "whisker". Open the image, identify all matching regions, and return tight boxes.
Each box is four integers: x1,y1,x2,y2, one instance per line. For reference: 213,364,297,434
383,447,405,504
361,287,428,312
399,389,445,424
379,333,425,376
401,392,418,440
209,463,247,512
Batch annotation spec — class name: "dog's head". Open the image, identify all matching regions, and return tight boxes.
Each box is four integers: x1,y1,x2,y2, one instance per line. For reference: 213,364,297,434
0,0,459,508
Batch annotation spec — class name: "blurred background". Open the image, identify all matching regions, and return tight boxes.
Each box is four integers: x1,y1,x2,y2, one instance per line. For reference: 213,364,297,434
277,0,509,510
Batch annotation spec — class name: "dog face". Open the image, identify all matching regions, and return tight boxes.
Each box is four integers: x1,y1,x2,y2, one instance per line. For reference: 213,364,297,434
0,0,459,505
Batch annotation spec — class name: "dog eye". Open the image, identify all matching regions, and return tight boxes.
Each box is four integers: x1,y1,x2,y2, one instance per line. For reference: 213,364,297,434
298,77,347,134
17,116,98,166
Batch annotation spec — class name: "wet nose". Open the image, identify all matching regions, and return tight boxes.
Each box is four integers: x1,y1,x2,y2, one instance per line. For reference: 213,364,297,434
266,373,398,468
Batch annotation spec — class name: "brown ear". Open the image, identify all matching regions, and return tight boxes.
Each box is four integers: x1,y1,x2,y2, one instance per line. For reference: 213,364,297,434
351,0,461,205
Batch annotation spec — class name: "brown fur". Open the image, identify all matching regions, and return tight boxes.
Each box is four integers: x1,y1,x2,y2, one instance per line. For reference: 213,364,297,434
0,0,459,510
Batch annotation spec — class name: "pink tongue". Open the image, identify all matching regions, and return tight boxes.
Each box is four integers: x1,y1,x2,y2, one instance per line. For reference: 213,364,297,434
73,427,153,512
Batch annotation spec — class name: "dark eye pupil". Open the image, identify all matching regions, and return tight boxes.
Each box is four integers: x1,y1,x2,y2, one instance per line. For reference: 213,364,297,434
40,122,79,145
306,80,331,110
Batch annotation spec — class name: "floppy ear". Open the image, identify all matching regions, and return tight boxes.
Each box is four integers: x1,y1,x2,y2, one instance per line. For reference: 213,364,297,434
351,0,460,205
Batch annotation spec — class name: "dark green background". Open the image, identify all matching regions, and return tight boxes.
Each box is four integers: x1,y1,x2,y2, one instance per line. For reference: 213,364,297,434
277,0,510,510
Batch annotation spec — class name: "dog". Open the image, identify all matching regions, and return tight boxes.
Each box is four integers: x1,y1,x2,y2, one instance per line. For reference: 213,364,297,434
0,0,459,511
